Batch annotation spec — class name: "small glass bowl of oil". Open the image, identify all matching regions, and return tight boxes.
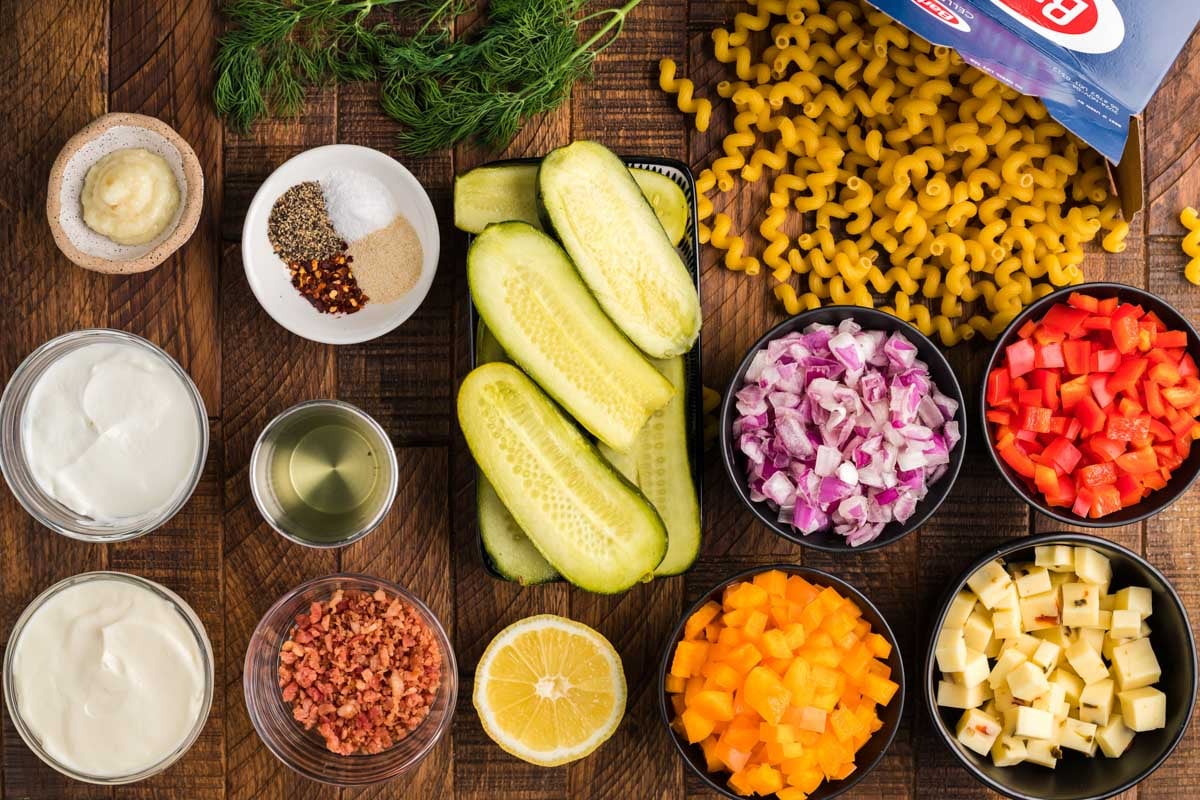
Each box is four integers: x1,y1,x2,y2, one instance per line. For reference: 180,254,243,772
250,400,398,548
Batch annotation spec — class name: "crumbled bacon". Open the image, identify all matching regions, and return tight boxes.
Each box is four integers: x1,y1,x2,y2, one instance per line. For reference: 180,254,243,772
278,589,442,755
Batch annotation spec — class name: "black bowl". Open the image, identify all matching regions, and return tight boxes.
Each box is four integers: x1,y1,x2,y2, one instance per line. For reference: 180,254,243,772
981,283,1200,527
719,306,967,552
658,565,906,800
923,532,1197,800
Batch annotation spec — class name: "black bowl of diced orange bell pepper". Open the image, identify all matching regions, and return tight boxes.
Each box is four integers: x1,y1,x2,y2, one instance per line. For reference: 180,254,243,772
981,283,1200,527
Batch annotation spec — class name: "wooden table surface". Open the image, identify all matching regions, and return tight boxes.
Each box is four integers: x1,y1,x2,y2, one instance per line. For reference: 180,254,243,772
3,2,1200,799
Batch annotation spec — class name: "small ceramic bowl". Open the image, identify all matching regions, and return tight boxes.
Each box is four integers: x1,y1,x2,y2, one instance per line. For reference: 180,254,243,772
923,533,1197,800
980,283,1200,527
658,564,906,800
719,306,967,552
47,112,204,274
241,144,440,345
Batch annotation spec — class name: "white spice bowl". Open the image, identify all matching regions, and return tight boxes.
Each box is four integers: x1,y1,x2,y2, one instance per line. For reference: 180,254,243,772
241,144,441,345
47,112,204,274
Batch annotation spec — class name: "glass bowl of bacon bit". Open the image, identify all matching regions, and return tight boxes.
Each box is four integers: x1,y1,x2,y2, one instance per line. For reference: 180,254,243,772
244,574,456,786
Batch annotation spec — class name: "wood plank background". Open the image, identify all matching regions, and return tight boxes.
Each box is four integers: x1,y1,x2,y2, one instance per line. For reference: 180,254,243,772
0,1,1198,798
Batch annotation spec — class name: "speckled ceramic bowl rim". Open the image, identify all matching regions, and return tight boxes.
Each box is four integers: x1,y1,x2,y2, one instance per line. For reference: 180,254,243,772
46,112,204,274
922,532,1198,800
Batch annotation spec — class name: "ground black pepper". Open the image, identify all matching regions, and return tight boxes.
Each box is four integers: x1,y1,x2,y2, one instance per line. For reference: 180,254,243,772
269,182,369,315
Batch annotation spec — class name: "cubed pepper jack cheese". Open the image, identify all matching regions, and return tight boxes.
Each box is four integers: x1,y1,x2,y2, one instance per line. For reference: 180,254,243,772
968,561,1014,609
1073,547,1112,586
957,708,1003,756
1024,738,1061,768
1109,609,1143,640
1049,668,1085,705
938,679,991,709
1013,706,1055,739
1036,545,1074,572
1032,683,1066,717
1118,686,1166,732
1078,679,1115,727
961,649,991,689
963,609,995,655
1073,626,1106,655
992,604,1022,641
1103,634,1133,662
993,684,1017,713
1112,638,1161,691
1031,640,1061,671
1100,593,1116,611
988,650,1028,690
1065,640,1110,686
993,584,1021,611
1061,583,1101,628
1097,714,1136,758
1001,633,1043,658
1020,590,1062,632
945,590,978,628
1057,716,1099,755
1011,563,1053,597
1032,626,1071,649
1008,661,1051,702
1114,586,1153,618
935,628,969,673
991,734,1027,767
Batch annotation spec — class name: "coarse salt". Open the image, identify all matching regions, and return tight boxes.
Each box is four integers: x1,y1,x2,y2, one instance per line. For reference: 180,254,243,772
320,170,397,243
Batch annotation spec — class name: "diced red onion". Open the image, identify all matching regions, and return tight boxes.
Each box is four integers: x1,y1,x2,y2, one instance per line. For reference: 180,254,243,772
735,320,959,546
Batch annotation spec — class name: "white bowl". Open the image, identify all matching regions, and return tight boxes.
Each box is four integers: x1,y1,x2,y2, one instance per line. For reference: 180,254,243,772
241,145,440,345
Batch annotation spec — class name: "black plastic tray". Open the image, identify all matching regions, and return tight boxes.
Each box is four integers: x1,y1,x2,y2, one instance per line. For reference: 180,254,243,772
464,155,704,583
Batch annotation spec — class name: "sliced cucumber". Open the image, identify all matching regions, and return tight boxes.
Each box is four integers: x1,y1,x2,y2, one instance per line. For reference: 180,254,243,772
631,169,689,248
458,363,667,593
538,141,701,358
598,357,700,576
639,357,701,575
468,221,673,453
478,475,559,585
474,320,559,584
454,163,689,246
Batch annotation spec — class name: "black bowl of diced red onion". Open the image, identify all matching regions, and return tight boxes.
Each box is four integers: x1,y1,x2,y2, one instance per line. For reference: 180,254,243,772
720,307,967,551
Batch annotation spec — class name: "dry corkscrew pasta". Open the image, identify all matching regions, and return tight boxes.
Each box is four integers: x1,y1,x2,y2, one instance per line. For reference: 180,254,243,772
1182,207,1200,286
658,0,1131,346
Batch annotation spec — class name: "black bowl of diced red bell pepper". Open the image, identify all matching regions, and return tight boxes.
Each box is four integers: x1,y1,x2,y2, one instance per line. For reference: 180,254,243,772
981,283,1200,527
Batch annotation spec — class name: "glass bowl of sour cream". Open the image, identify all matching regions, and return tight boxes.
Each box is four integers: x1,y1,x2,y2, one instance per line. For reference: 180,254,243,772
2,571,215,784
0,328,208,541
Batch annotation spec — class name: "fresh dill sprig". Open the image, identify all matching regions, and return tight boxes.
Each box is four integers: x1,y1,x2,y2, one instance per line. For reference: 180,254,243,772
213,0,644,154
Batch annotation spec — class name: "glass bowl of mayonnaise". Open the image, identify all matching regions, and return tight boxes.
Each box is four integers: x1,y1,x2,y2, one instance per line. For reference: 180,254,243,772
0,329,208,541
3,571,215,784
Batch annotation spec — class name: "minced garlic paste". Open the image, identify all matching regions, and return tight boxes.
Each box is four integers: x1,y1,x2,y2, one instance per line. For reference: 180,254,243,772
81,148,180,245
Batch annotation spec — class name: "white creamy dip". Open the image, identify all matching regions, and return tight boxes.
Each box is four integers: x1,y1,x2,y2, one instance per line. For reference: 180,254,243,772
11,578,207,777
21,341,201,520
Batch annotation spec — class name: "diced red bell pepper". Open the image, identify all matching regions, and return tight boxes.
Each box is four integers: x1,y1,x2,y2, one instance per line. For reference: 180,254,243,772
1062,340,1091,375
1162,383,1200,409
1089,484,1123,518
1118,397,1144,419
1089,374,1115,409
1149,418,1174,443
1018,388,1044,407
1141,310,1166,331
986,410,1012,426
1115,473,1143,506
1116,446,1159,475
1034,327,1065,346
1096,297,1119,315
1042,437,1082,474
1148,362,1181,386
1111,307,1141,354
1035,342,1065,369
1016,427,1040,443
1106,415,1152,443
1067,292,1100,313
1030,370,1061,410
1072,486,1095,518
1019,406,1053,434
1035,464,1059,497
1145,380,1166,418
1048,416,1069,435
1042,303,1091,337
1155,330,1188,349
1045,473,1077,507
1107,358,1148,394
1086,435,1126,462
1006,339,1037,379
1076,397,1107,436
986,368,1011,407
1065,418,1083,441
1078,462,1118,488
999,444,1037,478
1180,354,1198,379
1091,349,1121,373
1018,319,1038,339
1060,376,1090,411
1082,316,1113,332
1142,470,1168,491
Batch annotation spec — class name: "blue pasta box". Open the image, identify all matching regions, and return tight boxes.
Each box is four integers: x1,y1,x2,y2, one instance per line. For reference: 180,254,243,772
867,0,1200,216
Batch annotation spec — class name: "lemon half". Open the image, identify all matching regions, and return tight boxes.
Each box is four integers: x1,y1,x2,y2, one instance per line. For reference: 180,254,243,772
473,614,626,767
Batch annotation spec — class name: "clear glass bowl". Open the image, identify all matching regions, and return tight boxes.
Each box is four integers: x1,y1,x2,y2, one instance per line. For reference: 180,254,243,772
2,571,215,784
0,329,209,542
244,574,457,786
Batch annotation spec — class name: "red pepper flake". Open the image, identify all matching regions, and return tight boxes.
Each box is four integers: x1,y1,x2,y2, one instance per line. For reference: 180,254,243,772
286,249,369,315
278,588,442,755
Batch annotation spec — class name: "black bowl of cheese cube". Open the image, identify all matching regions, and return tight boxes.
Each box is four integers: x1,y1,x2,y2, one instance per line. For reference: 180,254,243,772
923,533,1197,800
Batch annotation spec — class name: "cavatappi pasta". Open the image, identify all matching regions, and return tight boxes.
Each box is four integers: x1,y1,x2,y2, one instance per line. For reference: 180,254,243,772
658,0,1131,346
1182,207,1200,286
